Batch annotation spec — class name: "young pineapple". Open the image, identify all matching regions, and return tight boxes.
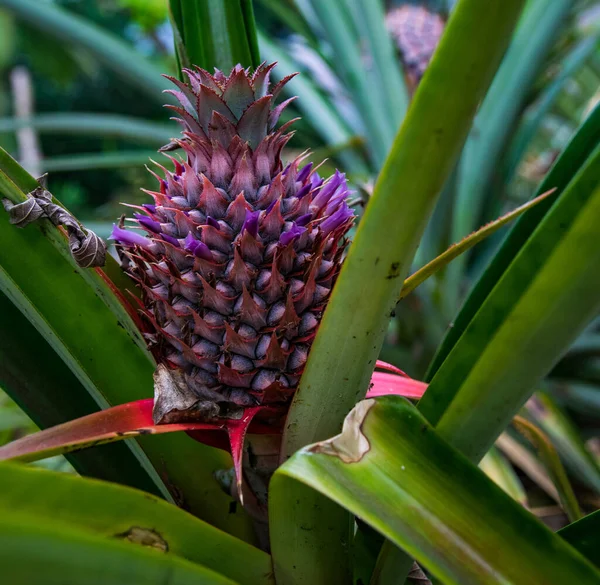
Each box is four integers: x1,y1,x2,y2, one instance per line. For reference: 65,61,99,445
111,64,354,424
386,4,445,87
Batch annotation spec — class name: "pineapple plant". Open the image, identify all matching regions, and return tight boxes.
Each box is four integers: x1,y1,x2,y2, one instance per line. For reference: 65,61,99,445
0,1,599,584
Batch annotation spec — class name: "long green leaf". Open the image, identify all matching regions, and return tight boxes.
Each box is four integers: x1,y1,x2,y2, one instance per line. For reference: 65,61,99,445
0,147,148,341
0,0,168,104
0,114,175,145
346,0,408,133
427,101,600,378
399,189,553,300
0,462,273,585
273,396,600,585
273,3,528,579
169,0,260,71
496,432,560,503
274,4,528,580
0,515,236,585
512,416,582,522
445,0,573,310
419,150,600,463
42,150,159,172
282,0,528,459
306,0,394,166
479,446,527,506
256,0,318,44
0,292,163,494
525,392,600,493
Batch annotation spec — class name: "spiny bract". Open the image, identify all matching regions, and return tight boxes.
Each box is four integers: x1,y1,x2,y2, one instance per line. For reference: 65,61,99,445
111,63,354,423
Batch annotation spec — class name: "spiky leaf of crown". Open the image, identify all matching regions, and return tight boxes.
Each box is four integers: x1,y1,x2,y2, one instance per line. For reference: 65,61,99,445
111,63,354,423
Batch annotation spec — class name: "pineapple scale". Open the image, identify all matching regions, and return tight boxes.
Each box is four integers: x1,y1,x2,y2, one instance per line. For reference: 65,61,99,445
111,64,354,419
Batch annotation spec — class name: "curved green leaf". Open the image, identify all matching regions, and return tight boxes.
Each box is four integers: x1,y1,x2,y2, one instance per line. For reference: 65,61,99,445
273,397,600,585
525,392,600,493
512,416,582,522
0,462,273,585
479,446,527,506
0,514,236,585
306,0,407,167
505,34,600,182
496,432,560,503
0,113,175,145
419,149,600,462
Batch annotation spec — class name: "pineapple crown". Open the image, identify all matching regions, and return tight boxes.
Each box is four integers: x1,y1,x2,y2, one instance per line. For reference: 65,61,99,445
110,63,355,422
162,62,298,151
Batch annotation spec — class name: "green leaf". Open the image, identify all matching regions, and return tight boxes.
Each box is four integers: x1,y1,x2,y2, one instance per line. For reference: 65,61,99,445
0,462,273,585
273,396,600,585
255,0,318,44
269,481,353,585
0,0,168,104
0,515,236,585
0,292,165,494
169,0,260,72
559,511,600,568
0,114,175,145
282,0,528,459
399,189,554,300
427,101,600,379
512,416,582,522
274,4,529,579
42,150,159,172
525,392,600,493
496,432,560,503
445,0,573,310
419,147,600,462
0,170,169,490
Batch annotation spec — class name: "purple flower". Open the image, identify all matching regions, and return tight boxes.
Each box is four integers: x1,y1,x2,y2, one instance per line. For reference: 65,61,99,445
242,210,260,238
280,223,307,246
321,203,353,235
134,213,161,233
109,224,152,249
184,232,214,261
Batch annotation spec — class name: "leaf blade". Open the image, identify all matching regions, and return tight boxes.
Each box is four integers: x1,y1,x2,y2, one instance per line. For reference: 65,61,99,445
274,397,600,585
420,148,600,462
0,462,273,585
